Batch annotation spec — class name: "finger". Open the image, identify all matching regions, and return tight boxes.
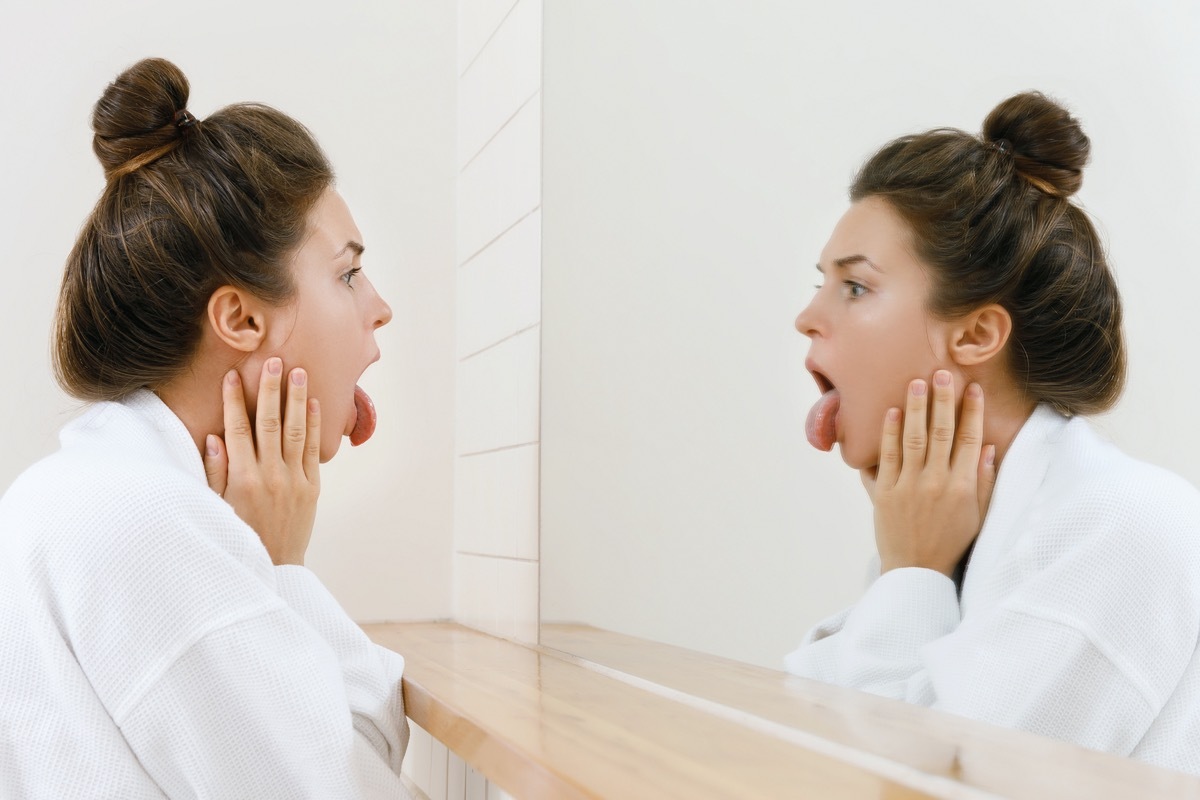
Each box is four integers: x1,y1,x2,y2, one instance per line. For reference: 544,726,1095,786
950,382,985,474
859,465,879,500
873,407,903,490
925,370,956,468
256,357,284,462
203,434,228,497
900,379,928,476
283,368,308,466
303,397,321,486
977,444,997,522
221,370,257,465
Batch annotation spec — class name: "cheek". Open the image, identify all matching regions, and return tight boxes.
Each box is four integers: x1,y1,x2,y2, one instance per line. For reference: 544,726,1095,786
318,432,342,463
838,402,887,470
835,318,939,468
310,374,346,462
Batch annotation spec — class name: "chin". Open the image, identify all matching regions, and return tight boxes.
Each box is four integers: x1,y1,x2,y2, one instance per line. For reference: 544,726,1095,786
319,438,341,464
837,442,875,471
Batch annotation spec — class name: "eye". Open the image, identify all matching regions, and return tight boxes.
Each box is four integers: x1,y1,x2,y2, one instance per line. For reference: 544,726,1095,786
342,266,362,287
843,280,867,299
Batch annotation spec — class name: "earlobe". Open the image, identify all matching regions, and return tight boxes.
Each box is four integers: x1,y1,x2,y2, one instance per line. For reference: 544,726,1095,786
207,286,268,353
949,304,1012,367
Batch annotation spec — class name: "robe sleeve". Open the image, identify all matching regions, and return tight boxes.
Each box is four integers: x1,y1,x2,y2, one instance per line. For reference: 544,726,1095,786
784,492,1200,757
117,605,411,799
274,564,409,772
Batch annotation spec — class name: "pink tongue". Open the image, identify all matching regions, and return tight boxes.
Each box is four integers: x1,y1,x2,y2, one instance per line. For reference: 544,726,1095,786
350,385,376,446
805,389,841,452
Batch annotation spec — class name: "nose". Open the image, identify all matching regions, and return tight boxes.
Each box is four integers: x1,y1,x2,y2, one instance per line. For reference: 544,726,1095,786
364,275,393,330
794,295,822,339
374,294,393,329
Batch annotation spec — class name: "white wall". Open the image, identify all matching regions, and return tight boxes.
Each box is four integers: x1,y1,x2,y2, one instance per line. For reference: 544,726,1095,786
0,0,457,623
402,1,541,797
451,0,543,646
540,0,1200,669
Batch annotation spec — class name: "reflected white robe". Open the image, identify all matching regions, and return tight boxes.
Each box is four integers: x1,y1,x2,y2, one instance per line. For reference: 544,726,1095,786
786,405,1200,774
0,390,409,798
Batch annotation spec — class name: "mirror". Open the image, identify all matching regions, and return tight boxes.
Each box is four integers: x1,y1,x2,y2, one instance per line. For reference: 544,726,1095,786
539,1,1200,670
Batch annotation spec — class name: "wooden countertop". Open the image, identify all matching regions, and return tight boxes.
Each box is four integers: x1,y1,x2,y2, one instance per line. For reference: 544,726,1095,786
363,621,1200,800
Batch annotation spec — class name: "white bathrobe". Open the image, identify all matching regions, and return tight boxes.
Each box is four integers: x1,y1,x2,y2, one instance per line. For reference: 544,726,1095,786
0,391,410,799
786,405,1200,774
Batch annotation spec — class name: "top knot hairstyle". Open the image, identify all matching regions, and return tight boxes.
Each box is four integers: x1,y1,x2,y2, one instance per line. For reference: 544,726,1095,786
54,57,334,401
851,91,1124,416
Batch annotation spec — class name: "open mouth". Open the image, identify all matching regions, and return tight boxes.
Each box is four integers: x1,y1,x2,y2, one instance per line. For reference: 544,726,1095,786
350,385,376,446
349,353,382,447
805,365,841,452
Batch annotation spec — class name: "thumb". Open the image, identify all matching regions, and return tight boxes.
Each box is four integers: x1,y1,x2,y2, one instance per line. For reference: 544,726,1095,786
204,434,228,497
977,444,997,521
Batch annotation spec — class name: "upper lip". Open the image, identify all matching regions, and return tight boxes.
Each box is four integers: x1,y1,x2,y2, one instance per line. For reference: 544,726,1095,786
805,357,835,394
361,350,381,376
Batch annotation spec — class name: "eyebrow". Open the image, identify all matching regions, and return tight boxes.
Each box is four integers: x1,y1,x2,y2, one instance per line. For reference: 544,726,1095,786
815,255,882,273
335,240,365,259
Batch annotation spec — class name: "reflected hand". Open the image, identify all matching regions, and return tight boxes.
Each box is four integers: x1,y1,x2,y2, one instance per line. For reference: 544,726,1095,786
860,371,996,577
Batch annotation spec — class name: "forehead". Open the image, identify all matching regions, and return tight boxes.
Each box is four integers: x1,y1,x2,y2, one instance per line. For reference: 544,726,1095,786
301,188,363,257
819,196,920,271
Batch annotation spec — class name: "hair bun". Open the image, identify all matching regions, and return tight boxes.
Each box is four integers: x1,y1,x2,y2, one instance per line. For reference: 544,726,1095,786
92,58,190,177
983,91,1090,198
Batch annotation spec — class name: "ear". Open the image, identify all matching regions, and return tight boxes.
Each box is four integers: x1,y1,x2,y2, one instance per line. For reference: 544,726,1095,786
206,286,270,353
948,303,1012,367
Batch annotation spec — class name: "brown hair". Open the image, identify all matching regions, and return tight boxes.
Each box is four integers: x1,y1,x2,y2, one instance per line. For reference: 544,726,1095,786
54,57,333,401
851,91,1124,415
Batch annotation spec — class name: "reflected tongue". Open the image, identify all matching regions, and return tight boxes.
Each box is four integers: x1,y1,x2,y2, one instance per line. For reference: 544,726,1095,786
350,385,377,446
805,389,841,452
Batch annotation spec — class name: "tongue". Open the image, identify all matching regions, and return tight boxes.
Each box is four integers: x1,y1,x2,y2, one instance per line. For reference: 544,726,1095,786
349,385,377,446
805,389,841,452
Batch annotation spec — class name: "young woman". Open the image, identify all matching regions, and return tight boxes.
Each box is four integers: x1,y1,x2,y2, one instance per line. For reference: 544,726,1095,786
0,59,409,797
785,92,1200,774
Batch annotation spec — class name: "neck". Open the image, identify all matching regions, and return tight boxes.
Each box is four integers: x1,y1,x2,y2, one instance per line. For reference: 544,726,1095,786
154,339,248,458
155,373,227,459
972,378,1036,470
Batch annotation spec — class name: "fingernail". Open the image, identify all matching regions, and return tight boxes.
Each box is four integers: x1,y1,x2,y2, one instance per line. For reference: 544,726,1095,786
934,370,951,387
291,369,306,387
205,435,219,457
886,408,900,422
967,383,982,398
308,398,319,414
267,358,282,376
226,370,240,387
985,445,996,467
911,380,926,397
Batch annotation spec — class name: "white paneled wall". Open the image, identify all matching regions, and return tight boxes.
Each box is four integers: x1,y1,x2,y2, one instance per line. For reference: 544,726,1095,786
452,0,542,647
456,328,540,455
456,211,541,359
404,1,542,797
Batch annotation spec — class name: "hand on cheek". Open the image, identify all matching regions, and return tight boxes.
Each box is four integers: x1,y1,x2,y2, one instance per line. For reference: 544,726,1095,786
202,358,322,566
861,371,997,577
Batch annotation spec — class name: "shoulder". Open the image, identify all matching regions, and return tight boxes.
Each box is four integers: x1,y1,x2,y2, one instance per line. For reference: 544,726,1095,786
1019,415,1200,584
4,426,202,539
1049,416,1200,528
997,416,1200,703
0,401,266,580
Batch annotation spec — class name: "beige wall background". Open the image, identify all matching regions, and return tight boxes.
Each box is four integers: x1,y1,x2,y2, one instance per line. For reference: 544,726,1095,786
539,0,1200,669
